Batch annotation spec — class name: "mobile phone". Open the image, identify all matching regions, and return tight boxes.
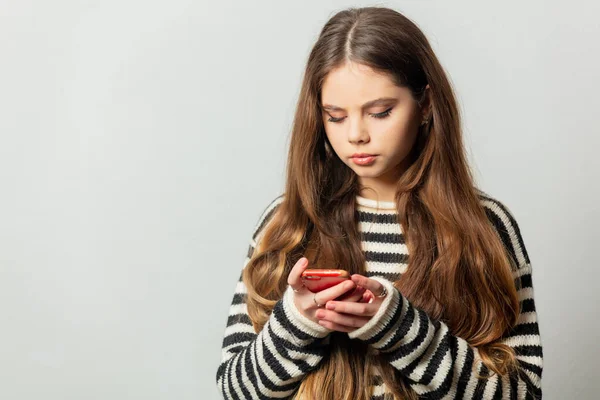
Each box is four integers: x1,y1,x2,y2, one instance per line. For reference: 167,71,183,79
301,269,350,293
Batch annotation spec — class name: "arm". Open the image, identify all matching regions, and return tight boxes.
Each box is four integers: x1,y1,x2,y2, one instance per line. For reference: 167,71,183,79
347,197,543,399
216,195,331,399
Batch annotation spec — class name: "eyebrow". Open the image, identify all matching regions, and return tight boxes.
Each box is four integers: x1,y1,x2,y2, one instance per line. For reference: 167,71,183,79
321,97,398,112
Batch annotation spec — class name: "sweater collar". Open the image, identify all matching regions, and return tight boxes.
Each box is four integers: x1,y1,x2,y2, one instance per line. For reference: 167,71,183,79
355,195,397,210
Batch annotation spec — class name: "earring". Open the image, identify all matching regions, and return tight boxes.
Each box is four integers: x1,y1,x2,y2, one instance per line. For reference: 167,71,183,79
420,118,429,126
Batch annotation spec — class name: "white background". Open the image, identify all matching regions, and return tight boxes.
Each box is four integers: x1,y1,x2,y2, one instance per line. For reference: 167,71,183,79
1,1,598,399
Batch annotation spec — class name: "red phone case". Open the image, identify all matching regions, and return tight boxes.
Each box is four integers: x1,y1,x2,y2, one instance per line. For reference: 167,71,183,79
301,269,350,293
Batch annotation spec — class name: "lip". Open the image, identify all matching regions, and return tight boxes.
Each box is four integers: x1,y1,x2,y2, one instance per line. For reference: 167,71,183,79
351,153,377,158
350,154,378,166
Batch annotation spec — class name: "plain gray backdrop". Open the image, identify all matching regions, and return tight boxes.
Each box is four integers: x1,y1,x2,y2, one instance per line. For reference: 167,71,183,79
1,0,598,399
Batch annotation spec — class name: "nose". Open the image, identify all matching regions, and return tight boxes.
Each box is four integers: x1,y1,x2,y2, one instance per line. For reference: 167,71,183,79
347,116,370,145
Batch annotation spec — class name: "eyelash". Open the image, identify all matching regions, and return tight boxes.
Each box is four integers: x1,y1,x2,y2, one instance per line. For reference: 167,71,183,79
327,107,393,123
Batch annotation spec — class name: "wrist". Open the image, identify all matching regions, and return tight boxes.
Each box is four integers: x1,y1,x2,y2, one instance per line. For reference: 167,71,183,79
282,286,332,338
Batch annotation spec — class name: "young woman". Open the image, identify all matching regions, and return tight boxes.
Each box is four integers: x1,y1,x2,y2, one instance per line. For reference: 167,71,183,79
216,6,543,400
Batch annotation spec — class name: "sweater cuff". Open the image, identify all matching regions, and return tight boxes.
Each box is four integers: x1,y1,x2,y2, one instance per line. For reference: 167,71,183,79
347,277,401,341
282,285,332,338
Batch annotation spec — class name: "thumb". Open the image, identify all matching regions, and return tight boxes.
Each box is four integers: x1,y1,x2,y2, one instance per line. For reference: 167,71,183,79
288,257,309,289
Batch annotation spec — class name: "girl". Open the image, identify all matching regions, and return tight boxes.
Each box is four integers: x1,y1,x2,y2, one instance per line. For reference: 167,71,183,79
216,6,543,400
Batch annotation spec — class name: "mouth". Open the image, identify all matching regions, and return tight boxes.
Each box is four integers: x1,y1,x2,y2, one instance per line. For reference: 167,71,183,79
351,153,378,158
350,154,378,166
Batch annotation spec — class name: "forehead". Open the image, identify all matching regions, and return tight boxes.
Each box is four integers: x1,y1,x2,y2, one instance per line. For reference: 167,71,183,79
321,62,402,104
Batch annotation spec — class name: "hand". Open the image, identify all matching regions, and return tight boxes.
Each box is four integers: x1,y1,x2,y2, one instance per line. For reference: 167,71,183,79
314,274,389,333
287,257,362,326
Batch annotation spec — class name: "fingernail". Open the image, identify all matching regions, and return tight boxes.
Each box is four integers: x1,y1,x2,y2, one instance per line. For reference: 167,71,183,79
326,302,335,310
316,310,325,318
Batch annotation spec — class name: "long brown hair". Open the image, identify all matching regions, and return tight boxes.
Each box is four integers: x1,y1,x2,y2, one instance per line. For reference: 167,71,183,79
243,6,522,399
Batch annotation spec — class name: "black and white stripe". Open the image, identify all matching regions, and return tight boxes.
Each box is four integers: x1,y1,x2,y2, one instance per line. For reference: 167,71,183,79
216,190,543,399
216,195,332,399
349,189,543,399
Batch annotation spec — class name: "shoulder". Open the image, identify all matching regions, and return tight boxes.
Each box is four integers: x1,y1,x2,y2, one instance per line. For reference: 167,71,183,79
475,187,531,268
250,193,286,243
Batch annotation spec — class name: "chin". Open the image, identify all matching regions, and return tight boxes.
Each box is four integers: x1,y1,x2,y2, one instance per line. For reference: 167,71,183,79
347,166,383,177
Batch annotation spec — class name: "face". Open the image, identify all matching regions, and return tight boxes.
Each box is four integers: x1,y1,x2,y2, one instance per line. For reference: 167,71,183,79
320,61,430,200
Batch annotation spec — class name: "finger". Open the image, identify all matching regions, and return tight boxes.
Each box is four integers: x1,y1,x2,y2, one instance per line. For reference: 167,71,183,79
336,286,366,302
351,274,385,297
347,286,367,302
360,291,374,303
314,279,355,306
316,309,371,328
317,319,355,333
287,257,309,290
324,300,378,316
335,285,363,299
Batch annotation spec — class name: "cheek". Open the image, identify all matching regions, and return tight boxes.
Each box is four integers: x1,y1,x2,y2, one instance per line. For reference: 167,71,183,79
374,119,416,148
389,131,418,158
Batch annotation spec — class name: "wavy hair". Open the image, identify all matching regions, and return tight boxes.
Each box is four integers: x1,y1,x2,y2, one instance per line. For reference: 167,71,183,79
242,6,522,399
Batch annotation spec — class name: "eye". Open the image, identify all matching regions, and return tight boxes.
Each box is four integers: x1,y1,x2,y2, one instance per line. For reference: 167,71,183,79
371,107,393,119
326,107,394,123
327,115,345,123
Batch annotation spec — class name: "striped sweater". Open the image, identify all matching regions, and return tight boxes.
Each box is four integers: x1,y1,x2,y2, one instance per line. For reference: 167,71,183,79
216,190,543,399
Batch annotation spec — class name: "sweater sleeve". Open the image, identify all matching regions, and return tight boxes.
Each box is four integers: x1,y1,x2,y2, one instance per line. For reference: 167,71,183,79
347,195,543,399
215,195,332,400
